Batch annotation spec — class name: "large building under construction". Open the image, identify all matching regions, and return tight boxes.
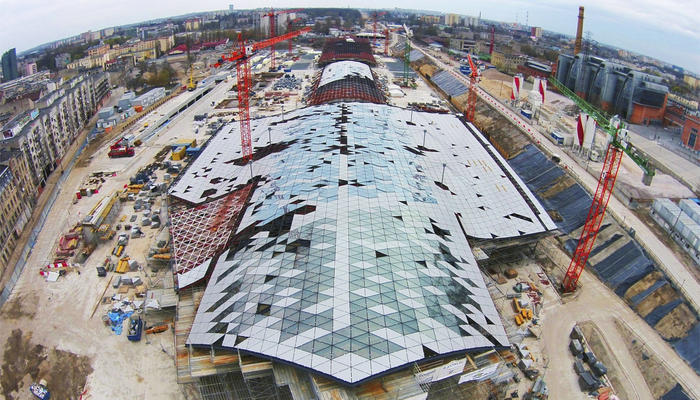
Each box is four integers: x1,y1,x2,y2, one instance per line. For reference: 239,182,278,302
168,38,555,399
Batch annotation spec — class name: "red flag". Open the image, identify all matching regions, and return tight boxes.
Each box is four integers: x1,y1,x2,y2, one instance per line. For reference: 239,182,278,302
539,80,546,103
510,89,515,100
577,114,585,146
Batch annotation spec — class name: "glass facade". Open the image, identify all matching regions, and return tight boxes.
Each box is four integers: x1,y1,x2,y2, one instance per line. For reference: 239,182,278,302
171,103,555,384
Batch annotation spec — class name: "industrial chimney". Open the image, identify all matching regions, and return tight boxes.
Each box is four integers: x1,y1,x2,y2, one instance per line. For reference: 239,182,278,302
574,6,584,55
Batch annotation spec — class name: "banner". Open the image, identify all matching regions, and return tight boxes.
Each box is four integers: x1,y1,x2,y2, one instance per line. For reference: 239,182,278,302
458,362,500,384
415,358,467,384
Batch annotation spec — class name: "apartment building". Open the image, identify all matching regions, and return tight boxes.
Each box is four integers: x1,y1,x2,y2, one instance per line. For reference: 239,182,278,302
0,73,109,189
0,152,34,268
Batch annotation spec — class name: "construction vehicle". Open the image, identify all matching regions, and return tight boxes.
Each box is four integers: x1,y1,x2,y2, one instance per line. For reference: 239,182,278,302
108,138,135,158
29,380,50,400
549,77,655,292
213,27,311,164
465,54,479,122
263,8,303,71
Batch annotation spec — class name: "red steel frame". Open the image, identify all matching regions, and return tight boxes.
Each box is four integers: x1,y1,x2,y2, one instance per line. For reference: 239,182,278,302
269,10,276,71
373,11,386,47
562,145,624,291
170,185,253,276
265,9,302,70
236,36,253,162
466,55,478,122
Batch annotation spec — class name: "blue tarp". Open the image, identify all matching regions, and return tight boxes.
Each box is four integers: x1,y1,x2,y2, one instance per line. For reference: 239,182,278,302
630,280,668,306
644,298,682,326
108,310,133,335
588,233,623,258
660,383,693,400
592,241,655,296
386,61,417,78
507,145,591,234
431,70,468,97
672,323,700,373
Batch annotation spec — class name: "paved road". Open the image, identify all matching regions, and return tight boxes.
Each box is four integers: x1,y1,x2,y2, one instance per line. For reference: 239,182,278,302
414,45,700,315
540,243,700,399
626,125,700,193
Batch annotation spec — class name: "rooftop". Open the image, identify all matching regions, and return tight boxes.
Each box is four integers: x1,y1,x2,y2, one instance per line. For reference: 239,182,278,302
318,38,376,67
309,61,385,105
169,102,555,385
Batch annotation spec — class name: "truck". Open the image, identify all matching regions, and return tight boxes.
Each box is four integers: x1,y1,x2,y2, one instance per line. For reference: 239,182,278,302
108,138,135,158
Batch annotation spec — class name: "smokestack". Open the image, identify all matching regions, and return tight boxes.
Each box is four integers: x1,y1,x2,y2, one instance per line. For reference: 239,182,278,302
574,6,584,55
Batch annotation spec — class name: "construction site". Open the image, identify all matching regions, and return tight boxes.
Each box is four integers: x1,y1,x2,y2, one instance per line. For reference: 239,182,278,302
0,8,698,400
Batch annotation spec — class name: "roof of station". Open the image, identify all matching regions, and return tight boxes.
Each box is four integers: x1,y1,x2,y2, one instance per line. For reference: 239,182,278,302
318,38,376,67
169,103,556,385
308,61,385,106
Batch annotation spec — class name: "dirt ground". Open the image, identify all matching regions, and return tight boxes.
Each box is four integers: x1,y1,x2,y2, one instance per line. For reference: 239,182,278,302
615,320,679,398
578,321,629,400
1,329,93,400
0,79,232,399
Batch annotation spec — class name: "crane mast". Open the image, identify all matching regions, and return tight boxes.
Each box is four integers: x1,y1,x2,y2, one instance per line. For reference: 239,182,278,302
466,55,478,122
216,27,311,163
549,77,654,291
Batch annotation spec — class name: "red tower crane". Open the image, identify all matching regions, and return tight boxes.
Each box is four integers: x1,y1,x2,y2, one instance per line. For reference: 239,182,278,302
384,27,399,56
288,17,303,54
215,27,312,162
549,77,655,292
372,11,387,47
264,8,302,71
465,54,479,122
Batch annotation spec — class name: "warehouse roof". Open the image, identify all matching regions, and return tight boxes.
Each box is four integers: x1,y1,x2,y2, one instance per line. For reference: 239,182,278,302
317,61,374,88
169,103,555,385
308,61,385,106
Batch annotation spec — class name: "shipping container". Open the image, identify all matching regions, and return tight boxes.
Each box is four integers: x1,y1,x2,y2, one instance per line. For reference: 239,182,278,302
679,199,700,225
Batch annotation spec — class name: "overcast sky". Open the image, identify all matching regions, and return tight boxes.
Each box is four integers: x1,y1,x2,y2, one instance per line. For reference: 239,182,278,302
1,0,698,73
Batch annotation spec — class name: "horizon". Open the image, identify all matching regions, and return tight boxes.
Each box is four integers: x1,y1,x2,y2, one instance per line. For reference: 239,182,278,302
1,1,698,74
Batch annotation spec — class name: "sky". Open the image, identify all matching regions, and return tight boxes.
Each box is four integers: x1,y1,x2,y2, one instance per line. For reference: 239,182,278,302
0,0,698,73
